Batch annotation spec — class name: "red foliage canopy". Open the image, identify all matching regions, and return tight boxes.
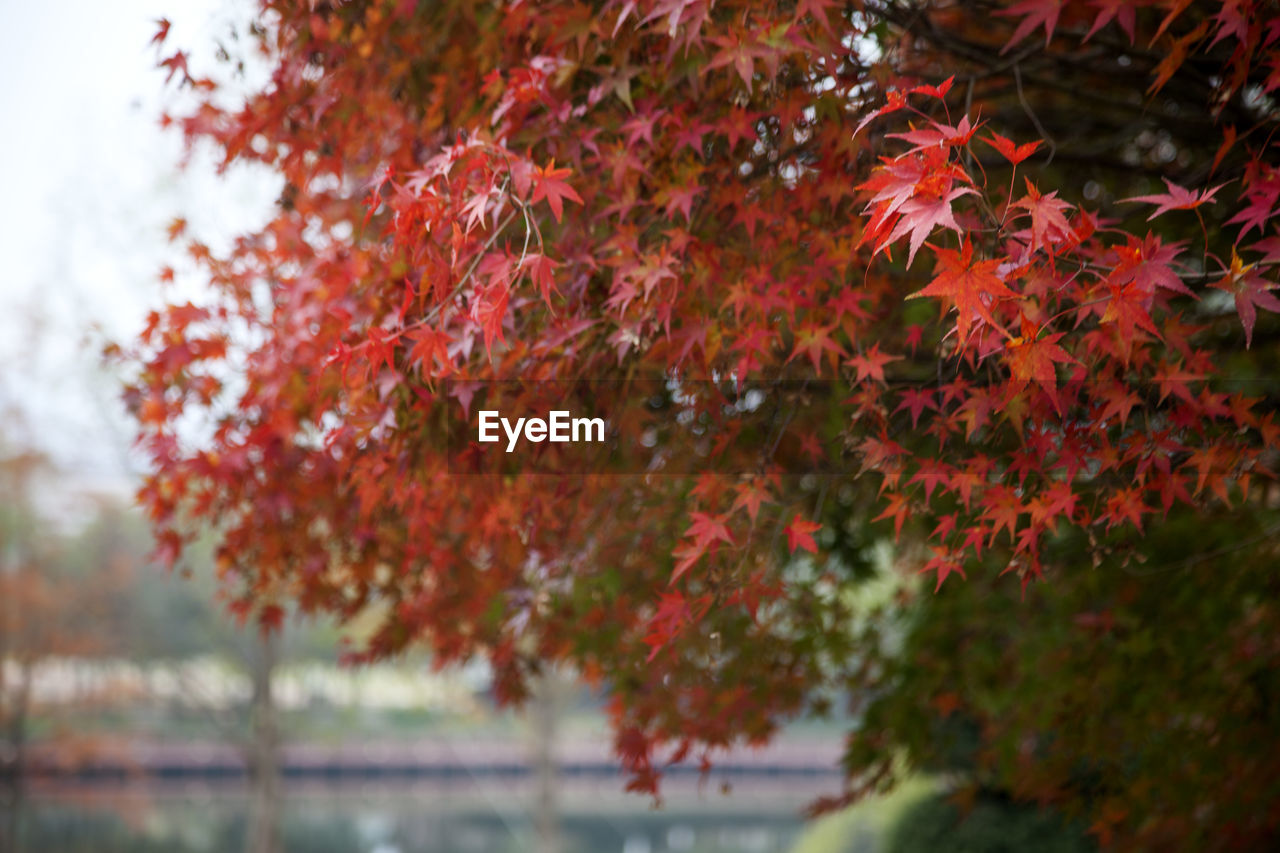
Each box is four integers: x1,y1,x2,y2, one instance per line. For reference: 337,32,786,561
129,0,1280,842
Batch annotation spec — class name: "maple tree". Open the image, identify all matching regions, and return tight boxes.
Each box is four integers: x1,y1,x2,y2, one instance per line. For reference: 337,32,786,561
127,0,1280,846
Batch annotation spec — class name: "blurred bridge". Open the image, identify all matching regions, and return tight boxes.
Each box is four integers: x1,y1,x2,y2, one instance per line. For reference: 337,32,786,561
23,736,844,784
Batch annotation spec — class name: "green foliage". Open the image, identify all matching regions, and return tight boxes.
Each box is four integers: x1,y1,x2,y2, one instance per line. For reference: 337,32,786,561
887,791,1094,853
851,501,1280,848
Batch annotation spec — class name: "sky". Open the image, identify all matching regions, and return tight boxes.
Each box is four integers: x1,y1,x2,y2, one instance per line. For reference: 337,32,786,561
0,0,279,500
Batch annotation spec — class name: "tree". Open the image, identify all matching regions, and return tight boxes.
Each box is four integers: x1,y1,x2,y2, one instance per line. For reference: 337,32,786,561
90,507,341,853
127,1,1280,847
2,484,337,853
0,442,136,852
861,499,1280,850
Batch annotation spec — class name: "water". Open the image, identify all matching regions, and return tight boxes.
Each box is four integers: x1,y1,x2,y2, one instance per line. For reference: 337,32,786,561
10,776,818,852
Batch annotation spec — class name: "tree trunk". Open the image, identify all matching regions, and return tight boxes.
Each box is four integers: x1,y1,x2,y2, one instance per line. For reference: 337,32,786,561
1,659,33,853
245,632,281,853
529,669,561,853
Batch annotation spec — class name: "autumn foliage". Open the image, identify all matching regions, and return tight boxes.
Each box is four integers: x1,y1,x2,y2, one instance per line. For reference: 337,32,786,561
129,0,1280,847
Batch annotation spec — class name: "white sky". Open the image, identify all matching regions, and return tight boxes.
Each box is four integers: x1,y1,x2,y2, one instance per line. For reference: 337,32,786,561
0,0,278,498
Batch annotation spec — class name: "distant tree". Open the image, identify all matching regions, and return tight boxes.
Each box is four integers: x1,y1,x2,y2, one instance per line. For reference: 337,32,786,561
76,507,336,853
0,444,133,851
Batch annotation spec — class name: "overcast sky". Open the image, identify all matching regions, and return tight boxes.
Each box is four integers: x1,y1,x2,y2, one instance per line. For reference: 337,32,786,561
0,0,278,498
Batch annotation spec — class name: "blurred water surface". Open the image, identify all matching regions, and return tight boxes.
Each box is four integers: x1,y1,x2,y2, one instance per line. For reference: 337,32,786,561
16,777,813,853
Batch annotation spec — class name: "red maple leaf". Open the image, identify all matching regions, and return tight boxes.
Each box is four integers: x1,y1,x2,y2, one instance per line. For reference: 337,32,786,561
644,592,690,659
872,493,911,540
1121,178,1225,220
1083,0,1137,42
1210,252,1280,347
530,159,584,223
887,115,979,152
1228,175,1280,242
152,17,172,48
909,459,952,500
1102,486,1147,531
894,387,939,427
1010,178,1073,257
908,238,1017,345
1005,330,1074,413
983,132,1041,165
472,282,510,355
880,186,975,268
1110,233,1194,297
1210,0,1249,47
706,31,766,90
1100,282,1161,345
858,147,974,267
997,0,1064,52
1005,330,1073,389
984,487,1024,546
846,342,902,383
919,546,967,592
732,479,773,523
670,542,705,584
789,323,847,372
522,253,559,306
784,514,821,554
687,511,734,549
1096,383,1142,428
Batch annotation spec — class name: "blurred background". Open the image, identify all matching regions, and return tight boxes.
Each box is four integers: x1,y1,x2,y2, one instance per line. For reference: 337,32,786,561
0,3,913,851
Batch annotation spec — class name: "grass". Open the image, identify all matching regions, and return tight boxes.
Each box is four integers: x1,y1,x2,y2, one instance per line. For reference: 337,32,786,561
788,777,937,853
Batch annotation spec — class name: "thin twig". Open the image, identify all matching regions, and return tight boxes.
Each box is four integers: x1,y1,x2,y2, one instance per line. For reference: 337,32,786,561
400,206,520,334
1014,63,1055,165
1123,522,1280,576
